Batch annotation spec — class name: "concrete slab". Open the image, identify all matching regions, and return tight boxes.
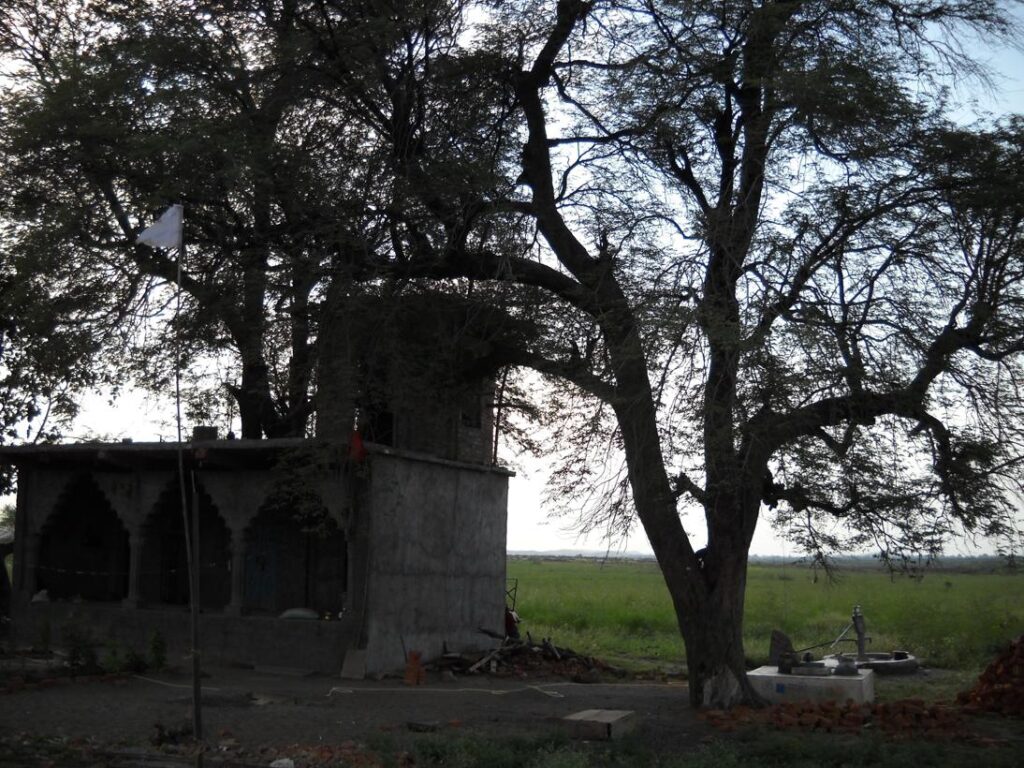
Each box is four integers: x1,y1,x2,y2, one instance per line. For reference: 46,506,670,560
748,666,875,704
563,709,636,740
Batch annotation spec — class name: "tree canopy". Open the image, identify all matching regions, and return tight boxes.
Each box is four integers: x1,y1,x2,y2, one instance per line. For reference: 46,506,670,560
1,0,1023,706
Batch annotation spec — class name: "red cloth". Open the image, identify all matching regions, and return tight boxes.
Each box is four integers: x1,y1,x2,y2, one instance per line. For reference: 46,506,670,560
349,430,367,462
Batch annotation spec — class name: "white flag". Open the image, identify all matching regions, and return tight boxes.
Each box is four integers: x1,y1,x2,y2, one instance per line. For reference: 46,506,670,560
136,204,183,250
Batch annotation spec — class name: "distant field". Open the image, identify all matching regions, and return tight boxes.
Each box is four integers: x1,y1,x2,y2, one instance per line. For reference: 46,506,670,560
505,558,1024,670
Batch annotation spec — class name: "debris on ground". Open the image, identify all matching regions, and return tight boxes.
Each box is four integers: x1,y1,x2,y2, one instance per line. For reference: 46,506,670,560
440,635,618,681
956,635,1024,717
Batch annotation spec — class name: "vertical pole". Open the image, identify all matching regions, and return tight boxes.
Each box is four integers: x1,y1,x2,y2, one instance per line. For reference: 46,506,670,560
173,214,203,753
190,470,202,740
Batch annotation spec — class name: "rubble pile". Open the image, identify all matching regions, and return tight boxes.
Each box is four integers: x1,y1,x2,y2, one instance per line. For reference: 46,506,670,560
956,635,1024,717
440,636,614,681
701,698,971,740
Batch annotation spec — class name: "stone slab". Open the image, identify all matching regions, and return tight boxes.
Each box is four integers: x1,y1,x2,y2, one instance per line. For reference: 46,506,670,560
748,666,875,704
563,709,636,740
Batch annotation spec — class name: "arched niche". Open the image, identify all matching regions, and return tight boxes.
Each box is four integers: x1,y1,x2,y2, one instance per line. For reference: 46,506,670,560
37,474,129,602
139,478,230,610
243,495,347,616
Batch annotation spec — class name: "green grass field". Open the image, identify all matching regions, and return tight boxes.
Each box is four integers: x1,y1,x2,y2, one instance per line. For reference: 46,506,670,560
506,558,1024,671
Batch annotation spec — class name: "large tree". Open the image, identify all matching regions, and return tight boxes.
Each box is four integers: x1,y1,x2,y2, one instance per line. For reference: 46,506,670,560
0,0,401,440
2,0,1023,708
503,2,1024,706
0,0,529,441
302,0,1024,706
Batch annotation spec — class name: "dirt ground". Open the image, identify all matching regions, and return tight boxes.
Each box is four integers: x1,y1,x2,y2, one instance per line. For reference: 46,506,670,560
6,658,1020,767
0,662,708,763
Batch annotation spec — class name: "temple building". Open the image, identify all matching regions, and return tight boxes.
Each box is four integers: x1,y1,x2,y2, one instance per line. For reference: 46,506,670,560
0,290,525,673
0,429,510,674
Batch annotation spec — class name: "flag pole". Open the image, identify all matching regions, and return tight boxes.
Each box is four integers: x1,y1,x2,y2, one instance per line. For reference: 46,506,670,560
138,203,203,758
171,208,203,748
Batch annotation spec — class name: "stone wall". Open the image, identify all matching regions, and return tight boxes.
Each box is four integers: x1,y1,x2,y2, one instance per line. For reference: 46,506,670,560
360,450,509,673
13,601,359,674
5,440,511,675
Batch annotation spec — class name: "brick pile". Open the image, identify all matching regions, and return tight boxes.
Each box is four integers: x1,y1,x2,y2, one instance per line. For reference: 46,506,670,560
700,698,971,739
956,635,1024,717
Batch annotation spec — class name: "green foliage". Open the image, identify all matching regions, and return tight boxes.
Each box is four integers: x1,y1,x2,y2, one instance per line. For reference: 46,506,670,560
743,563,1024,669
405,735,579,768
0,0,532,443
722,731,1023,768
390,730,1021,768
263,448,338,536
507,559,683,664
507,559,1024,671
101,640,120,672
101,638,148,674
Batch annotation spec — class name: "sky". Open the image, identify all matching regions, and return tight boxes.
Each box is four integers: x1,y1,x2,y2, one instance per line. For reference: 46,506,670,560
4,11,1024,557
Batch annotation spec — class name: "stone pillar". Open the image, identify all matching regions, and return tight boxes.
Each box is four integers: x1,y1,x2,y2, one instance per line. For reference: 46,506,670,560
122,528,144,608
224,526,246,616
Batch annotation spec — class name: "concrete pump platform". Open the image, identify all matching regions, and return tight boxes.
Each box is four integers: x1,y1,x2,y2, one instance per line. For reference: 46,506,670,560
748,666,875,704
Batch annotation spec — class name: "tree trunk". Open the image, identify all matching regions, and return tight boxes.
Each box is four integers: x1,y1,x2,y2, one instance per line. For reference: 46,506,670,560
671,545,760,708
607,344,762,709
234,360,275,439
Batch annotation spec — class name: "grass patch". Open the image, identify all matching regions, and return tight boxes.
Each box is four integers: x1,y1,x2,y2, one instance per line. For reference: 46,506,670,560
714,729,1023,768
506,558,1024,672
379,730,1023,768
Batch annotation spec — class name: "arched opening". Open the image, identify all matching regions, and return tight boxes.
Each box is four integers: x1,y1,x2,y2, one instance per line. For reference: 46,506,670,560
244,499,346,616
140,478,230,610
37,475,129,602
